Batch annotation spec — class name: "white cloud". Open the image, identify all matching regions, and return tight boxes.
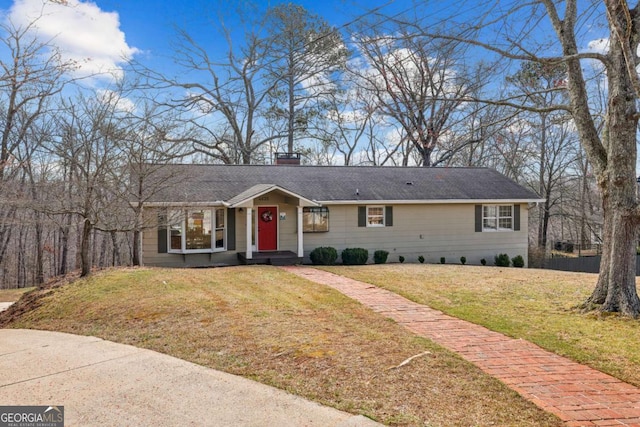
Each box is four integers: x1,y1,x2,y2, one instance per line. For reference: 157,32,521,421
96,89,136,113
587,38,610,54
5,0,138,81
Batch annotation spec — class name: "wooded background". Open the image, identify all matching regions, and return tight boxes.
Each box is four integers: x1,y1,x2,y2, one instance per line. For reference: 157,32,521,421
0,2,609,289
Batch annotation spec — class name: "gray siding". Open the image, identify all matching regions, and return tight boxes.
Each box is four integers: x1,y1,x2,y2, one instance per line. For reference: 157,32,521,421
142,200,530,267
302,204,529,266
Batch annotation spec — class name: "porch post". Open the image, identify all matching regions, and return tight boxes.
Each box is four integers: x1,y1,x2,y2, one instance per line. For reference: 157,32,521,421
297,206,304,257
246,207,253,260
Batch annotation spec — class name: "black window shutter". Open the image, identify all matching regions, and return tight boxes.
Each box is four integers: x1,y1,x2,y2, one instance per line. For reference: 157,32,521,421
385,206,393,226
514,205,521,231
358,206,366,227
226,208,236,250
475,205,482,232
157,208,168,253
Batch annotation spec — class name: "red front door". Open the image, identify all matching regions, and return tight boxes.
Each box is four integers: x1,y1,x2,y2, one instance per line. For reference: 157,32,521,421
258,206,278,251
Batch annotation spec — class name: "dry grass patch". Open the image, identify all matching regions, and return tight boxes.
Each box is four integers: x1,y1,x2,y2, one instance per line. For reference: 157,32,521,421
0,266,559,426
322,264,640,387
0,287,35,302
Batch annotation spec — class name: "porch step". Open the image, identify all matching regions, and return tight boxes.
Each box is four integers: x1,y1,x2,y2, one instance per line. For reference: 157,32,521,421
237,251,303,266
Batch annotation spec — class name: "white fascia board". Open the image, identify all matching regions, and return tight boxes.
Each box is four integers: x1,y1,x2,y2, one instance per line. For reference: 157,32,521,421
315,198,546,205
141,201,230,208
229,185,320,208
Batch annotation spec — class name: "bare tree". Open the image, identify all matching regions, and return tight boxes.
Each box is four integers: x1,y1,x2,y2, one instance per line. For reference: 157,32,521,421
415,1,640,315
51,91,127,277
121,101,188,265
352,25,486,167
315,83,378,165
0,18,72,285
132,15,286,165
506,62,580,252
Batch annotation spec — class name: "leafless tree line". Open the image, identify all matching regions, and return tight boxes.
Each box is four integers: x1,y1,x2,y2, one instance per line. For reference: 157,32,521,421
0,2,611,303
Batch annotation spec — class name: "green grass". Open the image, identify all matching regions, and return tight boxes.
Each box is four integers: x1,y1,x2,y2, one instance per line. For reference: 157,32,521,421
321,264,640,387
0,266,560,427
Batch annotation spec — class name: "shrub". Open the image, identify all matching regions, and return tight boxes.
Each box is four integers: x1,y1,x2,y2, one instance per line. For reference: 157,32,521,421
440,257,446,264
374,250,389,264
460,256,466,265
309,246,338,265
480,258,487,266
512,255,525,268
341,248,369,265
399,255,405,263
418,255,425,264
494,253,511,267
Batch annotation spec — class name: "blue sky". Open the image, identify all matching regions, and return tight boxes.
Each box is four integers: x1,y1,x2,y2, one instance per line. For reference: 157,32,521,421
0,0,409,83
0,0,607,85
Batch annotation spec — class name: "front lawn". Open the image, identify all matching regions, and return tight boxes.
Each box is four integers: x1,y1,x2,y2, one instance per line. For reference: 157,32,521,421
322,264,640,387
0,266,559,426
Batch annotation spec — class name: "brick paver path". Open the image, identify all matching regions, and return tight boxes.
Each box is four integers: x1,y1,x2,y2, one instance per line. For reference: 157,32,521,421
281,266,640,426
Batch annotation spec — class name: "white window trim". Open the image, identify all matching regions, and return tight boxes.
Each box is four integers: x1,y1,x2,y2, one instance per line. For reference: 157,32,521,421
482,204,514,232
168,208,227,254
366,205,385,228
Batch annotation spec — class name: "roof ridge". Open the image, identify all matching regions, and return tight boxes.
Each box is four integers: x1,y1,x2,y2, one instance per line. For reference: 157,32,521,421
153,163,491,170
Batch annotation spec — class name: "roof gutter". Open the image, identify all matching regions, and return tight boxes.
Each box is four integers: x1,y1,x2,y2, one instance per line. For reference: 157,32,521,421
137,198,545,207
315,198,546,205
138,201,230,208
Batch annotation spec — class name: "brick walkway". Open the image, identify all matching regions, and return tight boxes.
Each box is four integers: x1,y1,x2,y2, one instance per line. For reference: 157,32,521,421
281,266,640,427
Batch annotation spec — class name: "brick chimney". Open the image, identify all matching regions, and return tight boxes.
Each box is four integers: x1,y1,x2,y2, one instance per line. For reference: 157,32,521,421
274,152,301,165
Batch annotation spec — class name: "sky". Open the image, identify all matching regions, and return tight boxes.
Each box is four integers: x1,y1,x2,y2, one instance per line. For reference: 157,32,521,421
0,0,408,84
0,0,609,85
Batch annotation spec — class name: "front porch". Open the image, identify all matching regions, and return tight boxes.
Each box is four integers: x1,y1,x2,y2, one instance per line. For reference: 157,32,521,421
237,251,303,266
231,185,319,267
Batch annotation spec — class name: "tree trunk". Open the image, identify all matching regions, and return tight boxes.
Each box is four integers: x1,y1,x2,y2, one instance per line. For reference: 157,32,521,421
0,206,16,266
601,207,639,314
287,52,295,153
584,196,613,307
132,190,143,267
34,215,44,285
98,230,107,268
582,57,640,316
132,230,141,266
579,171,591,249
549,0,640,317
539,200,550,250
58,220,70,276
537,114,548,250
110,230,120,266
80,219,92,277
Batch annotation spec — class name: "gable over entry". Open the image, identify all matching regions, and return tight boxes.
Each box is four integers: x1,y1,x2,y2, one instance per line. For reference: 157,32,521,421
227,184,319,261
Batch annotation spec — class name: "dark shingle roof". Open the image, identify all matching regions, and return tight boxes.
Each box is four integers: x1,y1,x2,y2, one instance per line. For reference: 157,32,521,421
145,164,540,204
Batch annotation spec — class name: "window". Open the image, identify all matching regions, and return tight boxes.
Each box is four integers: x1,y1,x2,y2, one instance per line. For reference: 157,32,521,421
186,210,212,250
215,208,225,248
482,205,513,231
303,207,329,232
367,206,385,227
358,206,393,227
168,208,226,253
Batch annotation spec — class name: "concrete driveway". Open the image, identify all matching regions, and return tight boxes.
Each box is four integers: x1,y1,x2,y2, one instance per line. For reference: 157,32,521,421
0,329,382,426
